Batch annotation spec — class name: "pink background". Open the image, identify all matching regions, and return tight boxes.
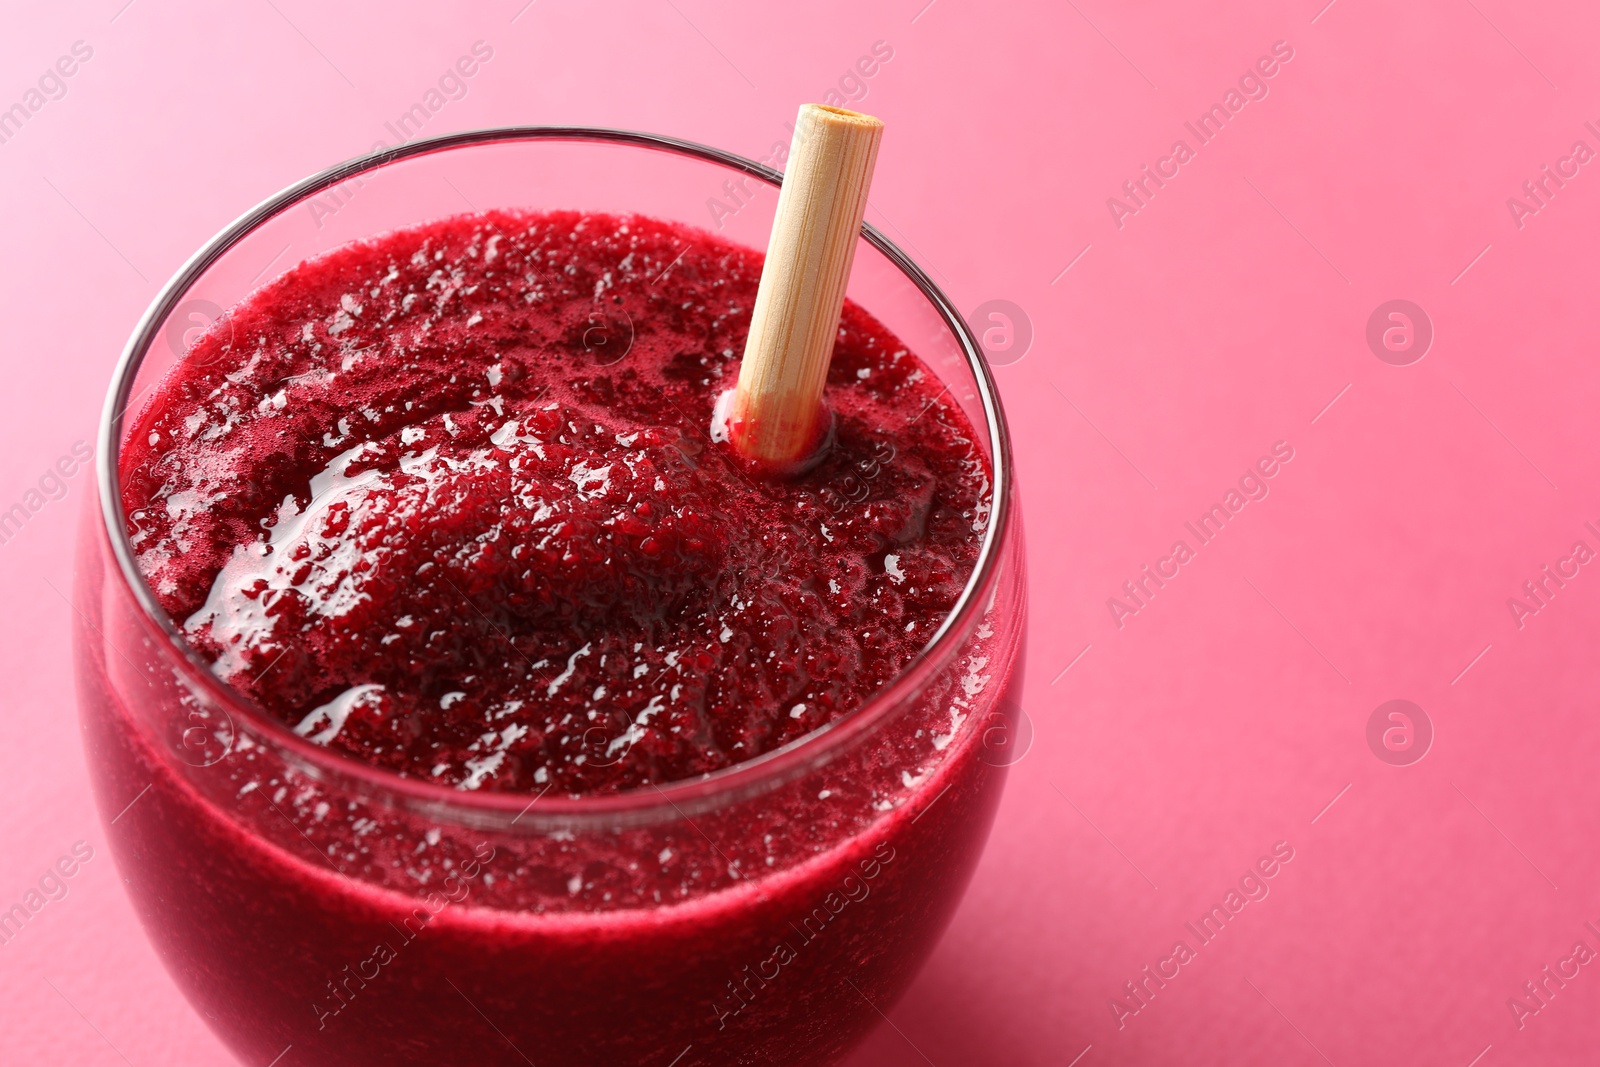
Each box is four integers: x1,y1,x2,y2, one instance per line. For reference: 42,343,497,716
3,0,1599,1063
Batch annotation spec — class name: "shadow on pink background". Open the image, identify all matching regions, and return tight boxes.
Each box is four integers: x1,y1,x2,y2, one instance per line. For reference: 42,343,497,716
3,0,1599,1064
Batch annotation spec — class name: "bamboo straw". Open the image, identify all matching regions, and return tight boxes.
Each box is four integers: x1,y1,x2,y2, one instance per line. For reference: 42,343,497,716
722,104,883,471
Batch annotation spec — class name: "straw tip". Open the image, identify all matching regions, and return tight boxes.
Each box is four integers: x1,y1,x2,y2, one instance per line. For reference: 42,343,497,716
799,103,884,130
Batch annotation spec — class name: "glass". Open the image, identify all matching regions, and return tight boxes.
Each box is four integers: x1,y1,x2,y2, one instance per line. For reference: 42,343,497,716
73,127,1026,1067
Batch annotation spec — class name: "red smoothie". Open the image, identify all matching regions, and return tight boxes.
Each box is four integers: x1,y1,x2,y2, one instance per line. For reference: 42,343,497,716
79,209,1023,1065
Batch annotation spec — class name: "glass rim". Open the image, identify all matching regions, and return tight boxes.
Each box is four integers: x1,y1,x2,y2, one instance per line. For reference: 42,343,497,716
95,124,1016,824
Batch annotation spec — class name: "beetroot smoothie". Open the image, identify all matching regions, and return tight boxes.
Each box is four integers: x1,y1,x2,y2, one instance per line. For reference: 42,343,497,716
78,208,1024,1066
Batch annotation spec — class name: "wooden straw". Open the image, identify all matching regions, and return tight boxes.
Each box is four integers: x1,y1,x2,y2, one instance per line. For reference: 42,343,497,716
723,104,884,471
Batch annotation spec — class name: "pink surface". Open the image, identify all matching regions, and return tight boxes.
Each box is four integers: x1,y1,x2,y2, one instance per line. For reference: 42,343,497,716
1,1,1596,1064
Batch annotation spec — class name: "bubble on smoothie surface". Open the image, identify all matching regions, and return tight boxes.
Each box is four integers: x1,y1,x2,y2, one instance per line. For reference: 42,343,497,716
122,210,989,796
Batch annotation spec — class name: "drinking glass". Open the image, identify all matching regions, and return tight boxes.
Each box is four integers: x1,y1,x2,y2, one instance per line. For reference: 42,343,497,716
74,127,1027,1067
